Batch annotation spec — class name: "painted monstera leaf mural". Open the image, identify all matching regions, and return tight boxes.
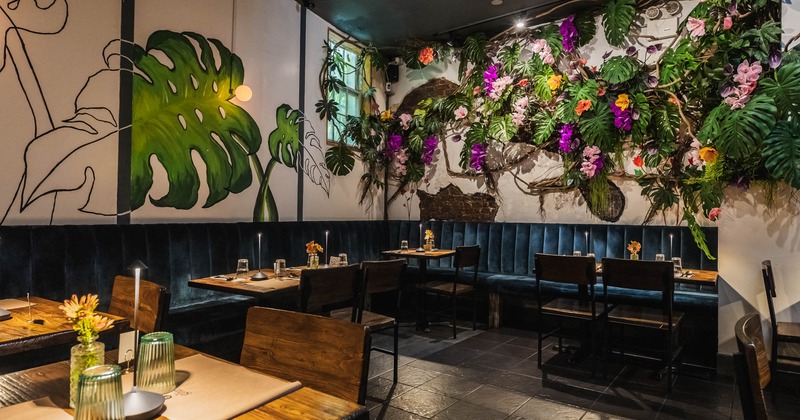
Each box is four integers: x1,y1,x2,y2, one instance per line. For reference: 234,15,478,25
131,30,261,210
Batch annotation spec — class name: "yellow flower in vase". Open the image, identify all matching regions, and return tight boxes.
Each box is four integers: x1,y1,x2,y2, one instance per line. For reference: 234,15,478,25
627,240,641,260
306,241,323,268
423,230,435,251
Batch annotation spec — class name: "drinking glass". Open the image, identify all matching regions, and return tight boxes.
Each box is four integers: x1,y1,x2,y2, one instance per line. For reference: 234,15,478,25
655,253,666,261
400,240,409,252
136,332,176,395
572,251,582,256
329,256,341,267
74,364,124,420
338,253,348,266
587,253,596,260
671,257,683,275
274,259,286,276
236,258,249,278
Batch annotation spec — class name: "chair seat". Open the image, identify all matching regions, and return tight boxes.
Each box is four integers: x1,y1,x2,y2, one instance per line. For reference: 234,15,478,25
541,298,597,319
420,281,474,295
608,305,684,329
330,308,395,330
777,322,800,341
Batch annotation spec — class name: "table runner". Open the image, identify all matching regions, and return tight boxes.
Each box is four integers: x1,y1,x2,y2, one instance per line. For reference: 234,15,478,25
122,354,302,420
0,397,71,420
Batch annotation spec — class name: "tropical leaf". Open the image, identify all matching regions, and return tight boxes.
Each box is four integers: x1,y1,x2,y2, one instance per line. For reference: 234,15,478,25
578,104,615,150
600,56,638,85
533,67,555,101
497,43,521,70
574,12,597,47
402,46,424,69
717,95,776,159
741,21,782,57
696,103,730,143
324,142,355,176
760,63,800,119
531,111,557,144
763,120,800,188
268,104,300,168
602,0,636,47
488,114,518,142
459,33,488,79
631,93,651,143
558,79,599,123
649,102,681,144
131,30,261,210
405,161,425,182
537,24,564,59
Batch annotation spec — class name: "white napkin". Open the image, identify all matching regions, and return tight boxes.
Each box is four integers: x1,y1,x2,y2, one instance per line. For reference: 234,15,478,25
0,397,71,420
0,299,35,310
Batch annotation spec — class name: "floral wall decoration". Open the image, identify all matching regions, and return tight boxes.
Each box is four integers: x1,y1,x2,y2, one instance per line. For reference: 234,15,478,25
321,0,794,258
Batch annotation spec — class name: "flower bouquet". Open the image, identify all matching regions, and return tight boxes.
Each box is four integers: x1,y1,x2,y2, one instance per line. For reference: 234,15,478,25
627,241,641,260
306,240,323,268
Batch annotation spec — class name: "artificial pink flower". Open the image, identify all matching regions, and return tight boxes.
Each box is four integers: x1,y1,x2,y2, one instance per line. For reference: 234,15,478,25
708,207,721,221
723,16,733,30
454,106,468,120
399,113,412,130
686,17,706,38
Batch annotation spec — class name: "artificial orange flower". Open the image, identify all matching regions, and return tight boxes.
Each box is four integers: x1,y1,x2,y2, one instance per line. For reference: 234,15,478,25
615,93,630,111
547,74,562,91
698,147,718,164
575,99,592,116
668,96,681,106
418,47,435,65
306,240,323,254
60,294,100,320
627,240,641,254
633,155,644,168
597,86,606,96
473,86,481,95
518,79,529,87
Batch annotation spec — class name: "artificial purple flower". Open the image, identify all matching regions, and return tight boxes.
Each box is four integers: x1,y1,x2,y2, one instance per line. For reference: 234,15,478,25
580,146,604,178
728,1,738,15
559,124,577,153
385,134,402,158
422,137,438,165
470,143,488,172
769,50,783,69
734,175,750,190
646,75,658,88
559,15,579,53
483,65,499,95
720,85,735,98
567,72,582,82
723,63,734,76
610,102,632,131
646,44,663,54
626,46,638,57
602,51,612,60
451,134,462,143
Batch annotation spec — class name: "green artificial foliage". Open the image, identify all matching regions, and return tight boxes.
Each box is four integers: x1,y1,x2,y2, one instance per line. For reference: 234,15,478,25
763,120,800,188
602,0,636,47
600,56,639,85
716,95,776,159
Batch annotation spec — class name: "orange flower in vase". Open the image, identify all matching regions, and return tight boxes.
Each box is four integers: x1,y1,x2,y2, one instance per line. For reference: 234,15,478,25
418,47,435,65
423,229,435,251
306,241,323,268
627,241,641,260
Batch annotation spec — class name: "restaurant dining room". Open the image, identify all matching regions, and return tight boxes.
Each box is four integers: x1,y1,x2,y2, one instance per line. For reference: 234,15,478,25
1,0,800,418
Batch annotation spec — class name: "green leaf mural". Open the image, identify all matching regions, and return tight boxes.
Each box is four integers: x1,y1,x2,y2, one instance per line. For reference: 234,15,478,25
131,30,261,210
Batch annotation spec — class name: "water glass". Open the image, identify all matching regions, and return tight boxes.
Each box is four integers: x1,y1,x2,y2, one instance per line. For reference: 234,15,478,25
329,256,341,266
236,258,249,278
338,253,348,266
572,251,582,256
655,253,666,261
671,257,683,275
74,364,124,420
136,332,176,395
587,253,596,260
274,258,286,276
400,240,409,252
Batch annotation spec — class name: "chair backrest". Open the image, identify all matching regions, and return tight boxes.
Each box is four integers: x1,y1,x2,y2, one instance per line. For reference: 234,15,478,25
734,313,771,420
535,253,597,286
107,275,170,333
361,259,407,295
241,307,371,404
298,264,360,314
454,245,480,269
761,260,778,331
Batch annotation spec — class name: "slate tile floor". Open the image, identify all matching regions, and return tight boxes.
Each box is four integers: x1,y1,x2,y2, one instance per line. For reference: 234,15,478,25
366,325,800,419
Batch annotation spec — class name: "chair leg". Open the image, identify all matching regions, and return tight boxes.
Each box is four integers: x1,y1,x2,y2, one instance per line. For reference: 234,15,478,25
619,324,625,358
452,294,458,339
667,331,673,393
538,326,543,369
472,292,476,331
590,320,596,377
603,321,610,378
392,323,399,384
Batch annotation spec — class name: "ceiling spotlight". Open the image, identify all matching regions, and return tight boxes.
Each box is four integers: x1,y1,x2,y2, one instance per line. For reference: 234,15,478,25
515,21,525,28
490,0,503,5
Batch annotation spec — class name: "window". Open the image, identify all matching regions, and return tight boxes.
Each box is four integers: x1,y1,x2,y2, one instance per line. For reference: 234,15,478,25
327,32,363,145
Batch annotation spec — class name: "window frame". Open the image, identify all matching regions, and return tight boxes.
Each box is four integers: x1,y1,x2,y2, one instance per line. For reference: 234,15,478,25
326,29,368,147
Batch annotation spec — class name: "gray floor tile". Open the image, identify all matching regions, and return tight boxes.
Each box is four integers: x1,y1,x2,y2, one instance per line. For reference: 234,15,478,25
432,400,508,420
512,397,587,420
418,373,484,399
390,388,458,418
464,384,531,414
366,377,415,408
370,405,429,420
383,365,442,387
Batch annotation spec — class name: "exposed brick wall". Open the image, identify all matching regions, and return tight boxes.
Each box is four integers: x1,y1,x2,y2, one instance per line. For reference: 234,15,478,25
396,78,459,116
417,184,499,222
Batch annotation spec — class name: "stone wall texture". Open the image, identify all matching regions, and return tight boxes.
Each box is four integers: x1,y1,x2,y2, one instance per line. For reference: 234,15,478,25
417,184,499,222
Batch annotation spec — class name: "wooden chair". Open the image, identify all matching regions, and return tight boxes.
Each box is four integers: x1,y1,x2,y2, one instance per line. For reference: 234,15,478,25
298,264,360,315
734,313,771,420
535,253,602,376
331,259,406,383
107,275,170,333
418,245,480,339
602,258,681,391
761,260,800,374
240,306,371,404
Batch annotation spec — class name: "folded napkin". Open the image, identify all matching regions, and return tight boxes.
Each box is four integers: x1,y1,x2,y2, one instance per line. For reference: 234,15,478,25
0,299,35,311
123,354,301,420
0,397,72,420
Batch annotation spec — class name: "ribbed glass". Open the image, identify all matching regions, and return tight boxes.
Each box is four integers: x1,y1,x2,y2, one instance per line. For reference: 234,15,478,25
74,364,124,420
136,331,176,394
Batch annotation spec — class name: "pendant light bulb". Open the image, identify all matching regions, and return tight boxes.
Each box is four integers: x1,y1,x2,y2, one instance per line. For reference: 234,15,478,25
234,84,253,102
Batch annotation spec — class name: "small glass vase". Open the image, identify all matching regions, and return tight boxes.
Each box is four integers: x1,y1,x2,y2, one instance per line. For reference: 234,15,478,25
307,253,319,269
630,253,639,260
70,336,105,408
423,239,434,252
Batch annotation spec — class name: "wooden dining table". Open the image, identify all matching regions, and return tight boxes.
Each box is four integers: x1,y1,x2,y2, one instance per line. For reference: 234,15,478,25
187,269,302,299
0,344,368,419
0,297,128,357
